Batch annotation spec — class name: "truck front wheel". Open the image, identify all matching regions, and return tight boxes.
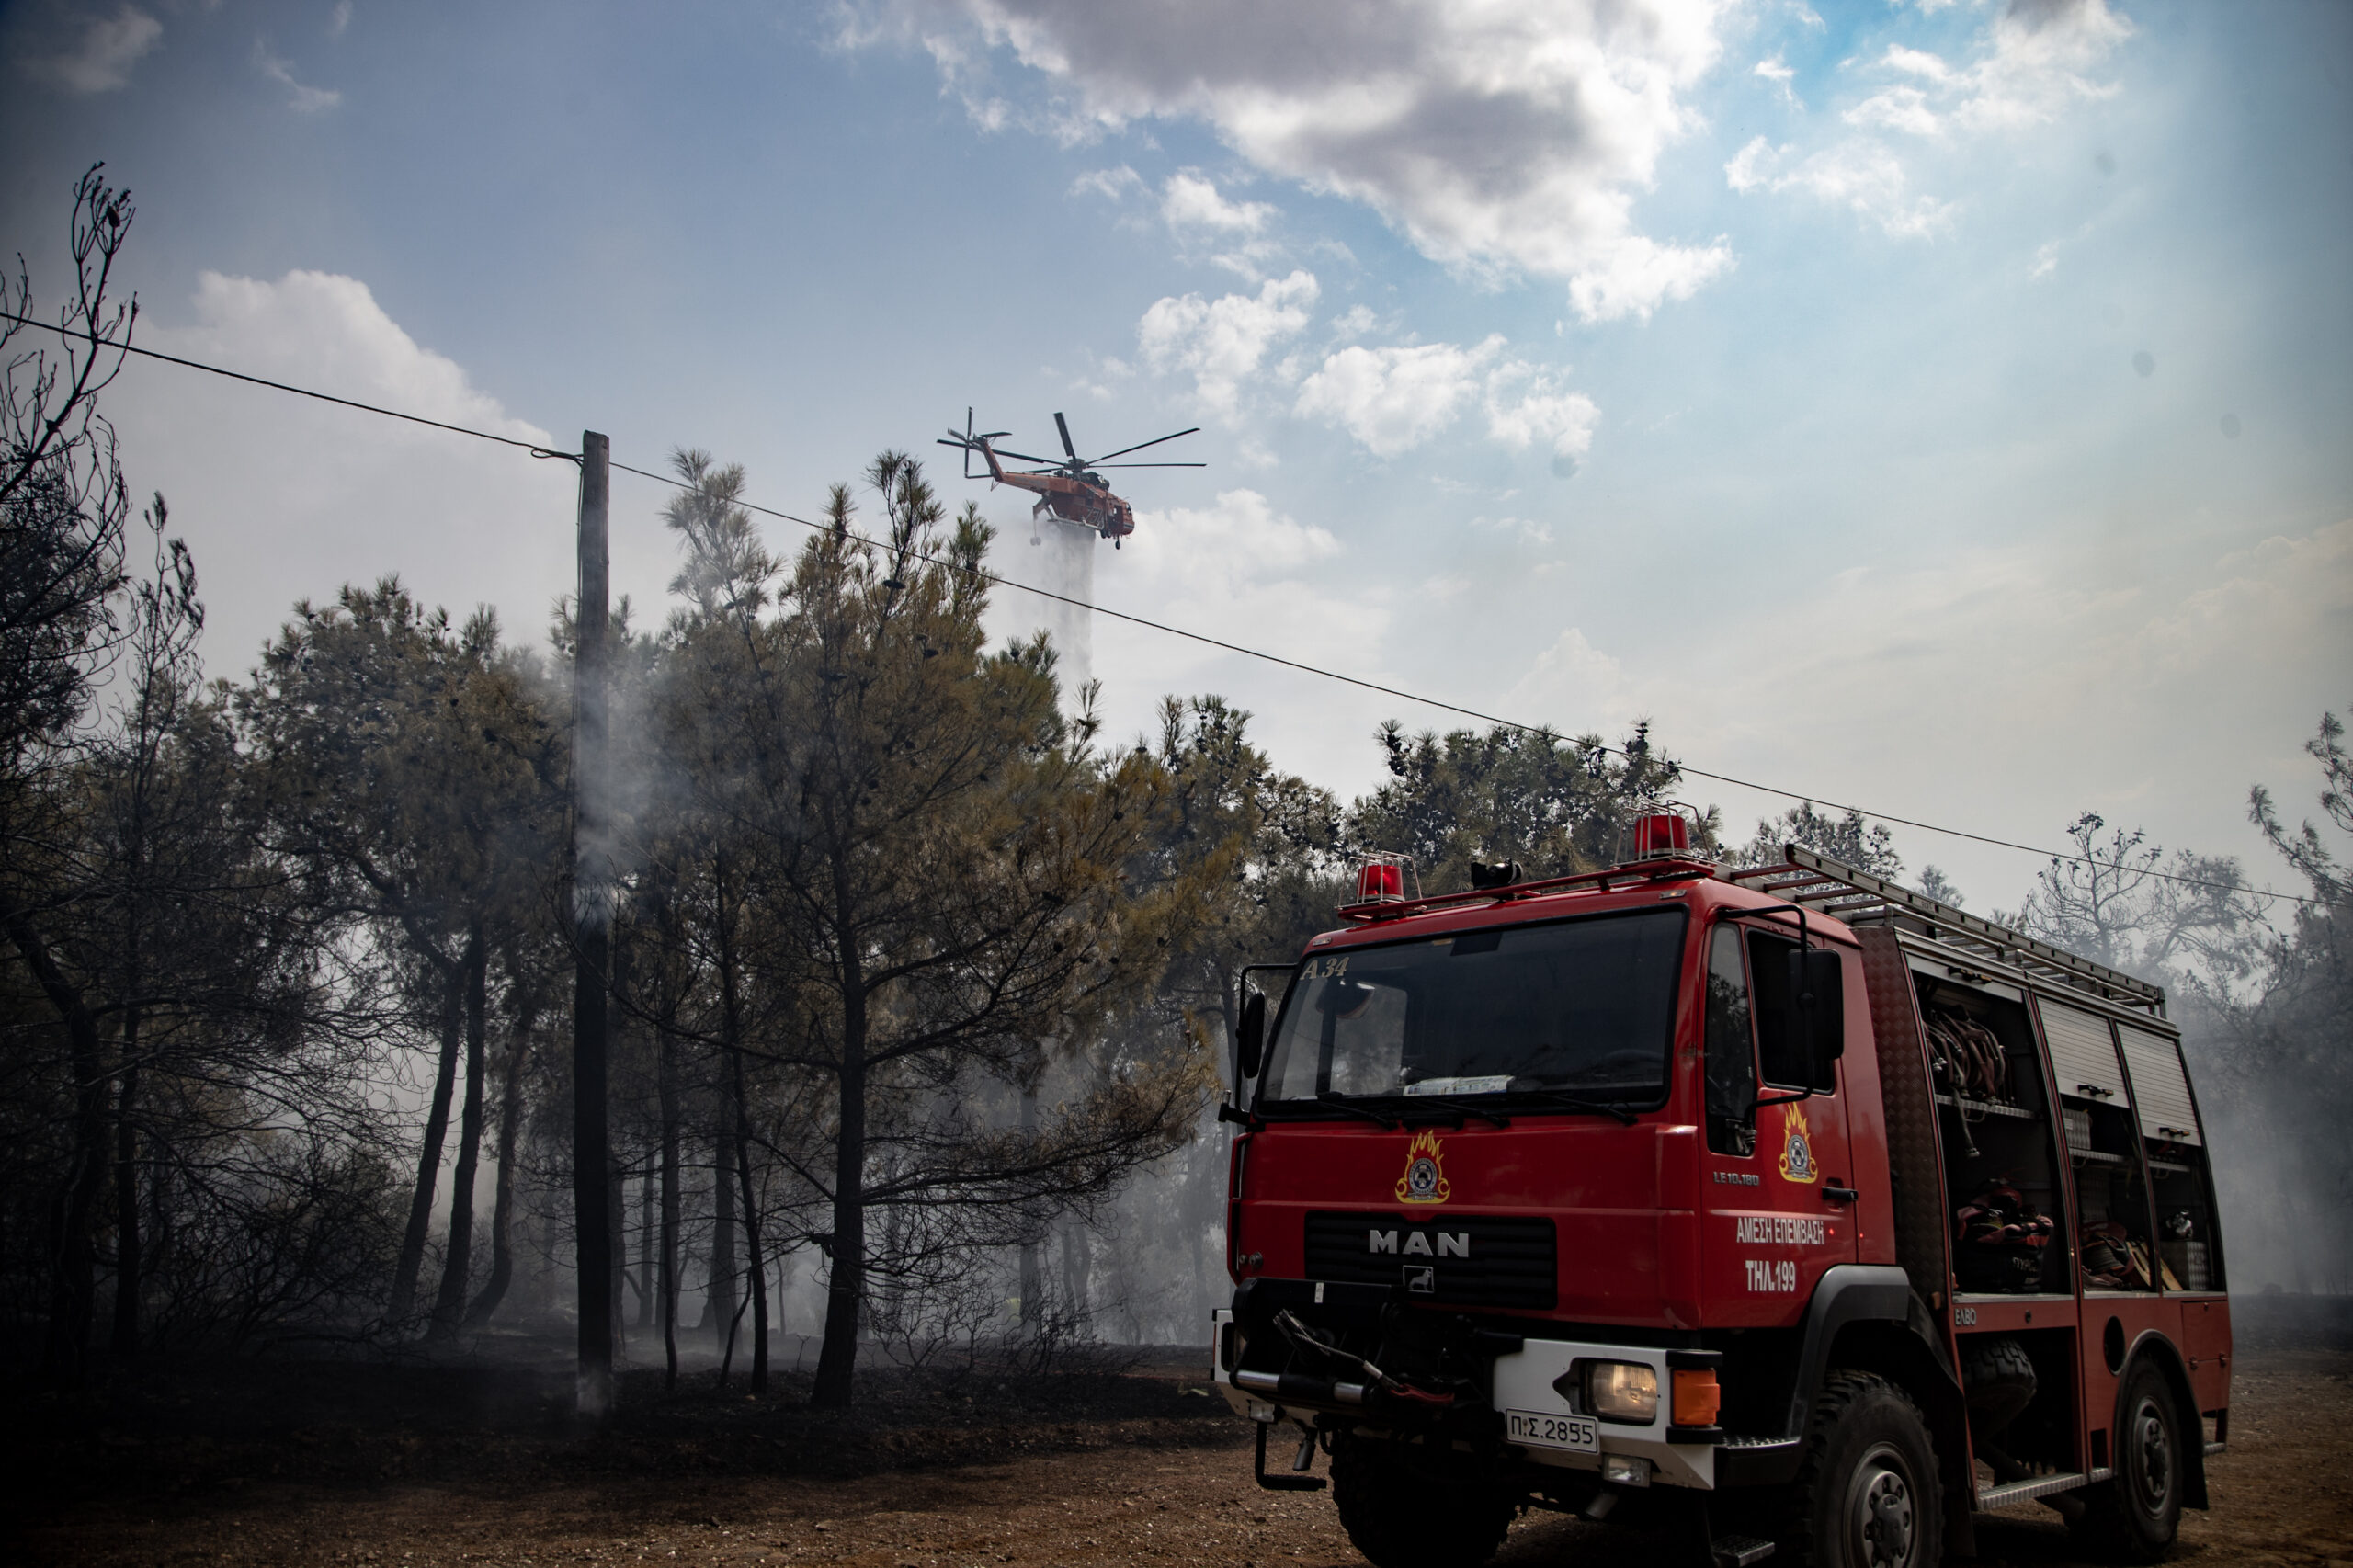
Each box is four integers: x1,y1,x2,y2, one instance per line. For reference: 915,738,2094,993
1785,1369,1944,1568
2073,1361,2184,1562
1330,1432,1516,1568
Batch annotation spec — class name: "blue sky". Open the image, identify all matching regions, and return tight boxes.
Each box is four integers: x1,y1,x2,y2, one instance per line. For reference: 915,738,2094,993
6,0,2347,915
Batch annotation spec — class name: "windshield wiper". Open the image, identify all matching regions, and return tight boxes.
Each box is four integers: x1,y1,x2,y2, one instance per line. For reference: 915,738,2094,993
1385,1094,1511,1129
1508,1089,1638,1125
1312,1092,1401,1129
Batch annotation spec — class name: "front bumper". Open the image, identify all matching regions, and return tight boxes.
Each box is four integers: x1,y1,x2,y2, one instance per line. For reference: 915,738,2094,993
1211,1301,1717,1491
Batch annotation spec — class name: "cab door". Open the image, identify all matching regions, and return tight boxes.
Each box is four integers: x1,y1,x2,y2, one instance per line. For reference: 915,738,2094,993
1700,917,1859,1323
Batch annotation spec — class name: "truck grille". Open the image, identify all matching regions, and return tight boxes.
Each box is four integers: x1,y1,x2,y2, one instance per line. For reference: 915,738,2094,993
1304,1210,1556,1311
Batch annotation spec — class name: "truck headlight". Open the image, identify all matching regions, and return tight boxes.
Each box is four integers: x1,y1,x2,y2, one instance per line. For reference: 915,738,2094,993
1579,1360,1659,1424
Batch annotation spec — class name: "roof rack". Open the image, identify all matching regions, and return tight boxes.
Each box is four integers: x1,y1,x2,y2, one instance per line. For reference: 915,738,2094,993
1728,845,2165,1011
1335,857,1717,924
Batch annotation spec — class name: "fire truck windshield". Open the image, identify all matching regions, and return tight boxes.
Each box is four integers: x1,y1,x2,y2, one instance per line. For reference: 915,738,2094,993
1259,909,1687,1108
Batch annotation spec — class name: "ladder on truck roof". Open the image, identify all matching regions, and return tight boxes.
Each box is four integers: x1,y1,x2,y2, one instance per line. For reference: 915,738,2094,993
1729,844,2166,1015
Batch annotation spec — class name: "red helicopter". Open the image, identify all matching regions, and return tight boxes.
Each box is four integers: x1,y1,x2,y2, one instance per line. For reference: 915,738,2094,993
938,409,1202,548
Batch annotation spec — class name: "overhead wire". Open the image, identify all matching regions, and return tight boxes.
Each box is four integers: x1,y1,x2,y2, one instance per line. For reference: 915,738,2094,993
11,305,2322,910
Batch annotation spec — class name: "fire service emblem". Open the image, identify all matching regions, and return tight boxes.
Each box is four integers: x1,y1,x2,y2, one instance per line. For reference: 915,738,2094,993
1779,1103,1819,1185
1396,1129,1451,1205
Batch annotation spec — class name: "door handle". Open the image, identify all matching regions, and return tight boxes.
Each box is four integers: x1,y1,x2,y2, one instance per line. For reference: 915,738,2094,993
1824,1185,1859,1204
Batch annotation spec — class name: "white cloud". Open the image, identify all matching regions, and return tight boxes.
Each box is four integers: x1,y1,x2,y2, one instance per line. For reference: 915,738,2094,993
1483,365,1600,464
1161,170,1274,236
255,38,341,111
329,2,354,38
1470,515,1555,547
1728,0,2130,235
1291,336,1602,463
1567,233,1733,322
1159,169,1285,278
1958,0,2133,132
2029,239,2061,278
1506,627,1642,735
1135,270,1319,419
1881,45,1953,84
895,0,1742,322
21,5,160,93
1296,337,1502,456
1755,55,1799,108
1071,164,1143,201
1724,135,1956,237
1845,84,1940,137
108,271,591,678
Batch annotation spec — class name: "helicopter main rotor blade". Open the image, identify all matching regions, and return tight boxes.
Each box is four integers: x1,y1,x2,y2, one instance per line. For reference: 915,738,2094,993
1091,461,1208,468
1082,426,1201,464
1054,412,1079,460
989,448,1064,466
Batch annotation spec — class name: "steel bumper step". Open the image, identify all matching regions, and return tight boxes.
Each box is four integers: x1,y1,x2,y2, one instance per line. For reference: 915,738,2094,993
1973,1469,2109,1511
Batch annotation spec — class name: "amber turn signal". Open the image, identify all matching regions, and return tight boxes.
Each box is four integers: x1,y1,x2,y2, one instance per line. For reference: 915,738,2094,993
1672,1368,1722,1427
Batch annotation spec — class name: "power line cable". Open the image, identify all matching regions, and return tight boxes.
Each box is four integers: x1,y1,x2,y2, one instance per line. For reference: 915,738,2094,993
17,305,2319,909
0,307,570,459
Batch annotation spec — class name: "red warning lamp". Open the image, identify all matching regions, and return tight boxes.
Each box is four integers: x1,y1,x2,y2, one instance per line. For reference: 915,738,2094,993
1352,854,1416,904
1631,812,1693,860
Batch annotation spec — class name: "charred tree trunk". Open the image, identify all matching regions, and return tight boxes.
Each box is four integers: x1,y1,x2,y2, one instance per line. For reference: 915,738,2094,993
635,1170,654,1329
110,1016,140,1357
705,1118,737,1337
608,1152,627,1353
431,923,490,1336
464,1018,533,1326
5,906,110,1385
714,855,767,1392
811,1044,864,1408
1061,1220,1090,1324
1017,1086,1042,1335
734,1124,767,1393
388,953,463,1328
658,1023,682,1392
811,881,867,1409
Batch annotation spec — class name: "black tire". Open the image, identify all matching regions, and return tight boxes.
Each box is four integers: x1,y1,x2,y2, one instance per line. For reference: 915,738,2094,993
1783,1369,1944,1568
2074,1361,2184,1562
1330,1432,1516,1568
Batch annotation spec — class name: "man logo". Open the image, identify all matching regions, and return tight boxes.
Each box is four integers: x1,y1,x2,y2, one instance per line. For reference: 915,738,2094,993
1368,1229,1468,1257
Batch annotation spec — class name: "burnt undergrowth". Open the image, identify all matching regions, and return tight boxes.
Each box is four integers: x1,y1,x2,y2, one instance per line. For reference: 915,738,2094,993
0,1335,1238,1528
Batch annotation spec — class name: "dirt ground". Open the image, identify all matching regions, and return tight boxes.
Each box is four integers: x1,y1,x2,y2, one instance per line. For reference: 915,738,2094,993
8,1345,2347,1568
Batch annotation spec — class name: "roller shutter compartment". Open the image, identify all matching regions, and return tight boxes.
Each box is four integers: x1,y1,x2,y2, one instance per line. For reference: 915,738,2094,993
2118,1025,2201,1147
2039,999,2126,1106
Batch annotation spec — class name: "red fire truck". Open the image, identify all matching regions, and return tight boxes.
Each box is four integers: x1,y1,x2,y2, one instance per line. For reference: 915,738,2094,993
1212,826,2229,1568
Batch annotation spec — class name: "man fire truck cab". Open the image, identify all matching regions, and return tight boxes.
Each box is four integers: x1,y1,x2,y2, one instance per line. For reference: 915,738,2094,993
1212,824,2229,1568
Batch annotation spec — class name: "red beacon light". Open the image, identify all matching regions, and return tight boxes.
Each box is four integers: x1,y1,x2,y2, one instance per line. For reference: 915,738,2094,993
1630,810,1703,862
1352,853,1419,904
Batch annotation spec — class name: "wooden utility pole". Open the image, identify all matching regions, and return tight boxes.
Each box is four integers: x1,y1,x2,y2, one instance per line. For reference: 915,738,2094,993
572,430,614,1420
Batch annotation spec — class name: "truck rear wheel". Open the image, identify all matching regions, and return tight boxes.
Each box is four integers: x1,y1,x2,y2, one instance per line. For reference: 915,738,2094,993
1784,1369,1943,1568
2072,1361,2183,1562
1330,1432,1516,1568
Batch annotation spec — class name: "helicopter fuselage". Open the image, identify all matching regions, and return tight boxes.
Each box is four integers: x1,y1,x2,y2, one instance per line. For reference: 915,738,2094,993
975,445,1137,540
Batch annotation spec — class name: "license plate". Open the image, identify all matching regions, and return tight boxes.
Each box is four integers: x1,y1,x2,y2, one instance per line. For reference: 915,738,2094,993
1506,1409,1597,1452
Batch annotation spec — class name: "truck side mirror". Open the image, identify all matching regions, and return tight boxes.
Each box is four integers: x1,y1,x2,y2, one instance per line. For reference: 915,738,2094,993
1236,991,1267,1083
1787,948,1846,1074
